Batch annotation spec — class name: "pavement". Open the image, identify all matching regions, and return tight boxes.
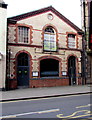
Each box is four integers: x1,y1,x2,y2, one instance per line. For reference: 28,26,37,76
0,85,92,102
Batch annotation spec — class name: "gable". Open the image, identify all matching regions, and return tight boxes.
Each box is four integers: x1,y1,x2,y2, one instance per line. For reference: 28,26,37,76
15,11,77,34
7,6,82,32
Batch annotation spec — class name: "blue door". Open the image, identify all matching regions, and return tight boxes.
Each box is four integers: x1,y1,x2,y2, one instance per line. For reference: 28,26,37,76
17,53,29,87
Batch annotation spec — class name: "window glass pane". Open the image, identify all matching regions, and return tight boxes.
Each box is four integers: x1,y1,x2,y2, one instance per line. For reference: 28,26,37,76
50,41,56,51
44,27,56,51
17,53,28,66
50,34,55,41
44,40,50,51
68,34,76,48
45,27,54,33
44,34,50,41
40,59,59,77
18,26,29,43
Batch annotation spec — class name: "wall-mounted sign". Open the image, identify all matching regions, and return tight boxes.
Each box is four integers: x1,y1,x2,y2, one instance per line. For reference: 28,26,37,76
62,71,67,76
32,71,38,77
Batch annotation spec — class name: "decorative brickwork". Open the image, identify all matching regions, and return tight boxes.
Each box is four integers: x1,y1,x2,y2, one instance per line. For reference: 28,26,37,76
8,25,16,43
7,6,83,89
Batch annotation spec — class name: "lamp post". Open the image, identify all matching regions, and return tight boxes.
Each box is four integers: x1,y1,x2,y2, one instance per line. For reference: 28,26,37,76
80,0,88,84
78,31,87,85
6,49,12,90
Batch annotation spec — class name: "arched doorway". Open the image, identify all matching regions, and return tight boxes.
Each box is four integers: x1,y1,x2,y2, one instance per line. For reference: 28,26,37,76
40,58,59,77
17,52,29,88
68,56,76,85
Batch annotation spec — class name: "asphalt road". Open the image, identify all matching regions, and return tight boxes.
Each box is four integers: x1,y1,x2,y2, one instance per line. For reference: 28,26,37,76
1,93,92,119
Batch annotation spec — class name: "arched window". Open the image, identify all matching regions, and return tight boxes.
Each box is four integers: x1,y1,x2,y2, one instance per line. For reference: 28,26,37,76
17,53,29,66
44,26,57,51
40,59,59,77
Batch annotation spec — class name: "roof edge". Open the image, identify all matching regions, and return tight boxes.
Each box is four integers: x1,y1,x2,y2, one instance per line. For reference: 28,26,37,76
7,6,82,32
8,6,52,21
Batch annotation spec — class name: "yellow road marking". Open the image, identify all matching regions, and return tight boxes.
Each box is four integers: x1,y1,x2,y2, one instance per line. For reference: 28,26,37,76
71,114,92,118
76,104,92,108
0,115,16,119
57,110,92,118
0,93,90,104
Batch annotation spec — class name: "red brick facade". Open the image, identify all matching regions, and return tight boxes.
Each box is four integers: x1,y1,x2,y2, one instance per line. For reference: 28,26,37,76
30,78,69,88
7,6,83,90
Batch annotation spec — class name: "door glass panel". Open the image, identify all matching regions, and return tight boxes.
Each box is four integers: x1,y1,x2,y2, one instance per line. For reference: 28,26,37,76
17,53,28,66
24,69,28,75
18,70,22,75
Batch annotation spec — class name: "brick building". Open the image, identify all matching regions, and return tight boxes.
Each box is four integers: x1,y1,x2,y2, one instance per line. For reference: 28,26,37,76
80,0,92,84
7,6,83,89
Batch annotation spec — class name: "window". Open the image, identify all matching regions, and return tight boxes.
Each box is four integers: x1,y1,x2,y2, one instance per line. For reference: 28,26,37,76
17,53,29,66
18,26,29,43
40,59,59,77
68,34,76,48
44,26,57,51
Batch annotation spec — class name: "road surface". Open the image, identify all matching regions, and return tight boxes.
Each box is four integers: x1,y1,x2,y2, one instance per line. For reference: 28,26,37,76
1,93,92,119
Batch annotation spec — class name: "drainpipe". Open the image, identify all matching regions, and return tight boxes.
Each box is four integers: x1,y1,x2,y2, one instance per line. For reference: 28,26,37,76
80,0,87,84
82,33,87,85
83,1,88,84
5,19,17,90
78,31,87,85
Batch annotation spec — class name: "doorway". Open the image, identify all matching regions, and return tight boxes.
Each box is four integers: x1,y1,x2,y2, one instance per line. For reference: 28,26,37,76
17,53,29,88
68,56,76,85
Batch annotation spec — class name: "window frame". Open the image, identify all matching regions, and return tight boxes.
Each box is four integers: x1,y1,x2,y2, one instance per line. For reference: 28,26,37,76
17,53,29,66
40,58,59,77
68,34,76,49
16,24,33,44
43,26,57,52
18,26,30,44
